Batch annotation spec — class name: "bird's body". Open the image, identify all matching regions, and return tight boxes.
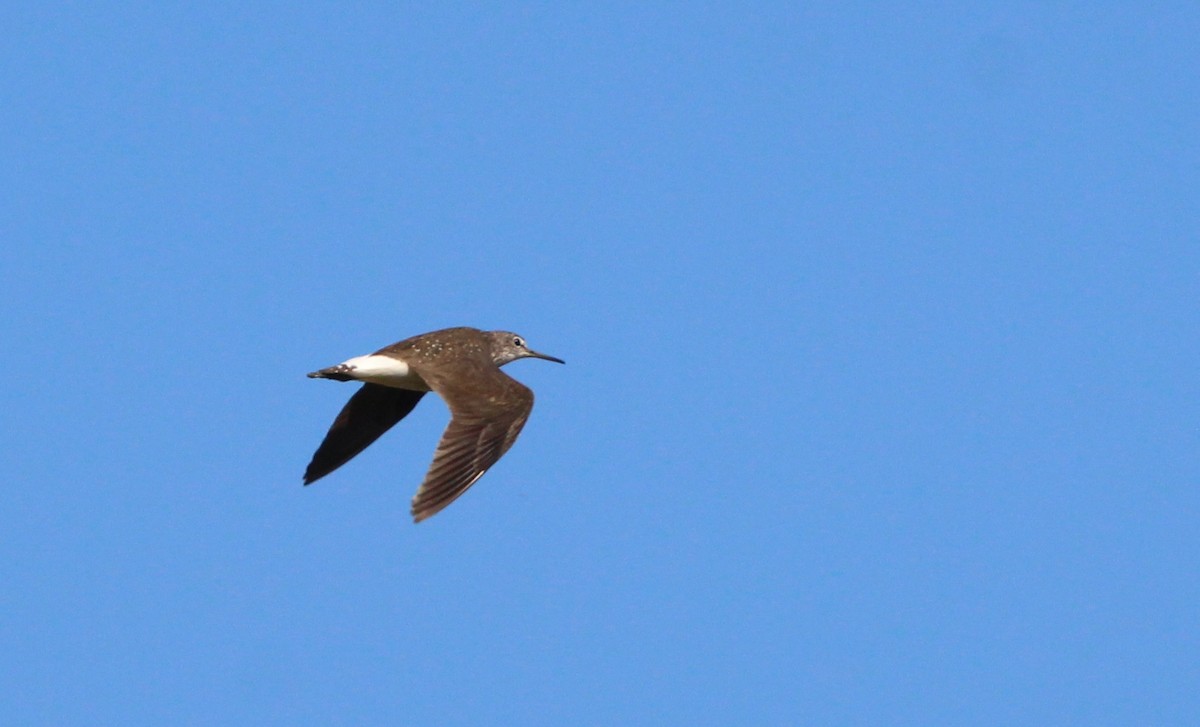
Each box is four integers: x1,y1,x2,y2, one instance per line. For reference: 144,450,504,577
304,327,563,522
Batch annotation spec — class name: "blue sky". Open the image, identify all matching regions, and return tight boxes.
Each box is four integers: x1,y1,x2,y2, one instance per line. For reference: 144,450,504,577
2,3,1197,724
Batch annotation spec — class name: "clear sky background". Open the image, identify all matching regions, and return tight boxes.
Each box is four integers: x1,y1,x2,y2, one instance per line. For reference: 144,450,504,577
2,3,1197,725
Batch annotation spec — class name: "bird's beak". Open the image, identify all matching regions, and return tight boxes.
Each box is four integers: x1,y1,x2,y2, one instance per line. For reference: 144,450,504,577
530,350,565,364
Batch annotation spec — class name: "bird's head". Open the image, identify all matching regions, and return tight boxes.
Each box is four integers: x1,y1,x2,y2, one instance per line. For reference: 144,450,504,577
488,331,565,367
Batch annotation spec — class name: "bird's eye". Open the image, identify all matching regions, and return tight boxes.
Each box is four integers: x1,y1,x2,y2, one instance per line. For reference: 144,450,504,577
513,337,524,347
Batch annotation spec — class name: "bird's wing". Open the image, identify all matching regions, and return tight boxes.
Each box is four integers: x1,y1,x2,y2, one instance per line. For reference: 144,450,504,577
409,361,533,522
304,384,426,485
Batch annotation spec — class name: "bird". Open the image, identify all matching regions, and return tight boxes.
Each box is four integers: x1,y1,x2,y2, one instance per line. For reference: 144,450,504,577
303,326,564,522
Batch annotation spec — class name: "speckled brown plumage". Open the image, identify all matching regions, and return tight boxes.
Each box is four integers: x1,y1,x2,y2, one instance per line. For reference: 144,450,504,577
304,327,563,522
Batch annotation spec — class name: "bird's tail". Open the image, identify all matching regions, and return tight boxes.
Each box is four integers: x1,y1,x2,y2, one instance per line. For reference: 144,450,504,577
307,365,356,382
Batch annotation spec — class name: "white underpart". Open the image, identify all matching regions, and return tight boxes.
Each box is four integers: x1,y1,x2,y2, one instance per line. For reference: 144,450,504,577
338,354,430,390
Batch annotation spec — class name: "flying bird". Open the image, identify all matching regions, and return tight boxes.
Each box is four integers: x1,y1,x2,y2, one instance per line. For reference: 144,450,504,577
304,326,564,522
